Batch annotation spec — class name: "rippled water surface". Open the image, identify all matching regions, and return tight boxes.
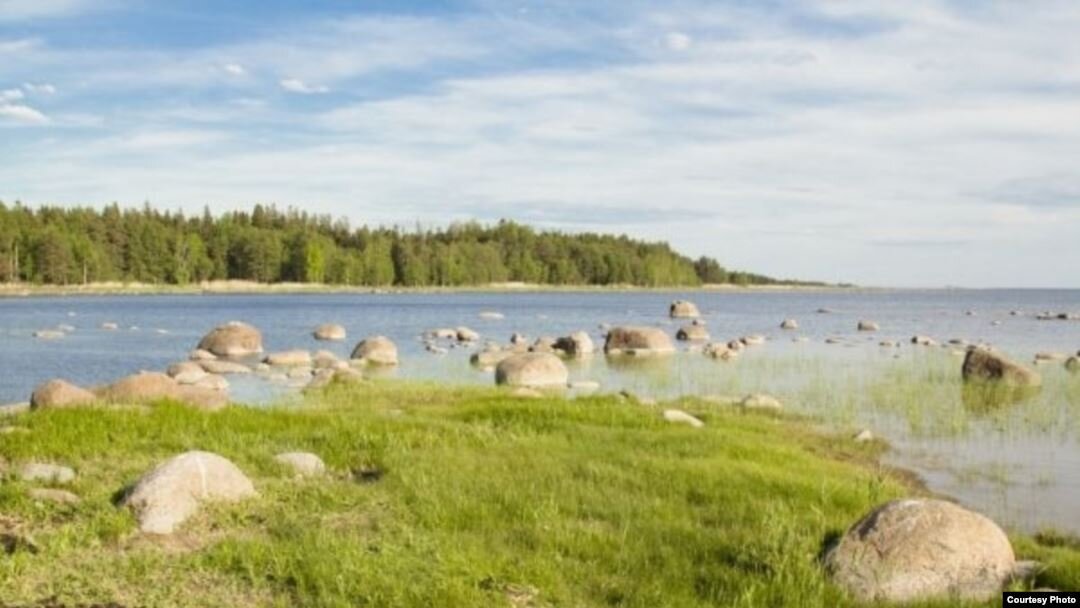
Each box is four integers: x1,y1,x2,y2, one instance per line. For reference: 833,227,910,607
2,289,1079,534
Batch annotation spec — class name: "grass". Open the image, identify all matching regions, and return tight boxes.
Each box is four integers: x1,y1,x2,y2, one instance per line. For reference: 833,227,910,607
1,380,1078,607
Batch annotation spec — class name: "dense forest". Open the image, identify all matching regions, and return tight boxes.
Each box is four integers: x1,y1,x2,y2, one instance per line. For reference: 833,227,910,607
0,202,809,287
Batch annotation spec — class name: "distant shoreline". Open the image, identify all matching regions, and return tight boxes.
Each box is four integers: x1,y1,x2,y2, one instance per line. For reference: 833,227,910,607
0,280,853,298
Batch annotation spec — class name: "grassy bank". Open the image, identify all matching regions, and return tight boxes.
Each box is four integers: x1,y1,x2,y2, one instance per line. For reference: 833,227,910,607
0,382,1076,607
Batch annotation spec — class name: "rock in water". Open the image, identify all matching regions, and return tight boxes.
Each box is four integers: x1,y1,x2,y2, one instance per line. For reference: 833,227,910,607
962,348,1042,386
196,321,263,357
29,379,96,410
703,342,738,360
780,319,799,330
554,331,595,356
669,300,700,319
857,320,880,332
1066,356,1079,372
350,336,399,366
495,353,568,388
676,324,710,342
312,323,347,341
264,350,313,367
825,499,1015,603
121,451,257,535
603,326,675,355
911,335,937,346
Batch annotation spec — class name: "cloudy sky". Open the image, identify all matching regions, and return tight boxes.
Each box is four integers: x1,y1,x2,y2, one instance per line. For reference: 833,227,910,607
1,0,1078,287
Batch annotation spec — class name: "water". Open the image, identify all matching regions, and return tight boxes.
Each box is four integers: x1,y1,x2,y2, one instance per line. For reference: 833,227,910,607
1,289,1079,534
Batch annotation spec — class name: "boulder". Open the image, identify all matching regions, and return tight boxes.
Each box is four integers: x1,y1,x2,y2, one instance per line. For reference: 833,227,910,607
192,374,229,392
669,300,700,319
740,335,766,346
99,372,227,410
121,451,257,535
780,319,799,330
825,498,1015,602
962,348,1042,386
456,327,480,342
196,321,263,357
857,320,880,332
510,332,529,346
911,335,937,346
1034,352,1067,363
167,362,208,385
274,452,326,477
740,394,782,411
29,379,97,410
350,336,399,366
199,360,252,375
313,323,346,341
312,350,340,369
554,331,595,356
18,462,76,484
662,409,704,428
604,326,675,355
470,348,512,369
854,429,875,443
704,343,738,360
1066,357,1079,372
530,336,557,353
264,350,312,367
727,339,746,351
429,328,457,340
495,353,569,388
676,325,710,342
189,349,217,361
101,322,119,330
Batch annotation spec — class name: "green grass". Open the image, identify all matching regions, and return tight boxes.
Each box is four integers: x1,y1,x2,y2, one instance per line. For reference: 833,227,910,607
1,381,1077,607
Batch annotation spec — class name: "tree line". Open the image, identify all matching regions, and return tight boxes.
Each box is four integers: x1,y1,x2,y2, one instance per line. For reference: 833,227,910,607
0,202,814,287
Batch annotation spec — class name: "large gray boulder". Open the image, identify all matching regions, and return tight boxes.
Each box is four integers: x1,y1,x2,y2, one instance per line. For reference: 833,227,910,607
825,499,1015,603
350,336,399,366
121,451,257,535
554,331,595,356
98,372,228,410
495,353,568,388
962,348,1042,386
669,300,700,319
30,379,97,410
196,321,263,357
604,326,675,355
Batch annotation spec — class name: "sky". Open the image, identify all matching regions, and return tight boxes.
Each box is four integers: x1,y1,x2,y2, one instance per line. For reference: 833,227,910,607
1,0,1078,288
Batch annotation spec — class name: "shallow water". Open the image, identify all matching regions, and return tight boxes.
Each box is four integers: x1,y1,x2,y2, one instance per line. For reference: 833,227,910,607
1,289,1079,534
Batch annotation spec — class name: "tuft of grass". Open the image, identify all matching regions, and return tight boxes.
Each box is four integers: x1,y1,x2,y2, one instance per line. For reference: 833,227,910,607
0,381,1077,607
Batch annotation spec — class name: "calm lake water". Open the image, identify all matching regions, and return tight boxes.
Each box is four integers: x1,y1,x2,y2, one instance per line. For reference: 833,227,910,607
2,289,1079,535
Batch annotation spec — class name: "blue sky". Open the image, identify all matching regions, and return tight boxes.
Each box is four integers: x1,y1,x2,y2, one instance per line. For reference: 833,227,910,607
1,0,1079,287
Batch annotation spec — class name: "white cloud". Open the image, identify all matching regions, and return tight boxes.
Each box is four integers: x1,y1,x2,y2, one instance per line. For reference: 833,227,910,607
222,63,245,76
0,37,41,53
0,0,100,21
23,82,56,94
664,31,693,51
1,87,24,101
279,78,329,94
0,103,49,124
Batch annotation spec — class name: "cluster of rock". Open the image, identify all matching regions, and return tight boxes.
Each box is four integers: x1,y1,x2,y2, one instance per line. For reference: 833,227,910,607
1036,311,1080,321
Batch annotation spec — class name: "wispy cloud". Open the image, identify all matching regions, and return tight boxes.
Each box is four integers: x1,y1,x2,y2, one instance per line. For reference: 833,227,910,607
279,78,328,94
0,103,48,124
222,63,245,76
0,0,101,22
22,82,55,94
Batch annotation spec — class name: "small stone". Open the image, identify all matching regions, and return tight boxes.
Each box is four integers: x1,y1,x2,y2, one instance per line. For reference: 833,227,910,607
18,463,76,484
28,488,81,505
663,409,704,428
